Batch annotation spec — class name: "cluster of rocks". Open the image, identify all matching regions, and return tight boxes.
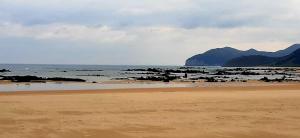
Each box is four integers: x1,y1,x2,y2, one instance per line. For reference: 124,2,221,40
135,74,179,82
0,75,86,82
121,67,300,83
190,76,247,83
214,70,260,76
125,68,208,74
260,76,286,82
165,69,208,74
124,68,161,72
124,68,259,82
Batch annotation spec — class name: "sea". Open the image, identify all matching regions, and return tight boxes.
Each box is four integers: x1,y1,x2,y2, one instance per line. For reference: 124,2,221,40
0,64,298,92
0,64,194,91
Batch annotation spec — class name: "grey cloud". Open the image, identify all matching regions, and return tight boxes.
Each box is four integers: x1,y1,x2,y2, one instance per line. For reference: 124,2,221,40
0,0,298,28
0,0,300,65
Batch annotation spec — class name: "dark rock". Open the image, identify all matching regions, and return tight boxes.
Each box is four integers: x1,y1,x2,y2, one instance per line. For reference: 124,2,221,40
165,69,208,74
0,69,11,72
260,76,286,82
0,75,86,82
135,73,179,82
214,70,235,75
75,70,103,71
124,68,161,72
205,77,218,82
241,71,260,75
46,77,86,82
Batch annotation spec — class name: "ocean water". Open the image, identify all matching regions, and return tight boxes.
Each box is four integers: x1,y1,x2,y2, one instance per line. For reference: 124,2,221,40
0,64,183,82
0,64,299,92
0,64,192,91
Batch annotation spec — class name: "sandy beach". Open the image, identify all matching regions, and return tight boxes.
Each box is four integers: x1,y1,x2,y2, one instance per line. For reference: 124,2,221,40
1,83,300,138
2,0,300,137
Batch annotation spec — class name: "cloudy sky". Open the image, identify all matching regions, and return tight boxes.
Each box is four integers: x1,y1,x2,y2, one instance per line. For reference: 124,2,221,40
0,0,299,65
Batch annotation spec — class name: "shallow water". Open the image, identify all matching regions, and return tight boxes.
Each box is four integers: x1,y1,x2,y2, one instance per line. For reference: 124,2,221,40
0,82,194,92
1,64,299,92
0,64,181,82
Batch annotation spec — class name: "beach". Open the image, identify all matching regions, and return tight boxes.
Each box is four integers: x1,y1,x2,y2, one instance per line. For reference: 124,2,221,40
1,83,300,138
2,0,300,137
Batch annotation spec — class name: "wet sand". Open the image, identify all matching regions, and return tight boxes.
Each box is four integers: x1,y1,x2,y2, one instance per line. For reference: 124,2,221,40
1,83,300,138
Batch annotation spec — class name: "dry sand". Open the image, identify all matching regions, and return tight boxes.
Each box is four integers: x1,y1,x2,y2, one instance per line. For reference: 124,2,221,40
1,83,300,138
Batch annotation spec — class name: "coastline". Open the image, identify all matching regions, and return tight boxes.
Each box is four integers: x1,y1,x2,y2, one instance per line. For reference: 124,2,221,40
0,81,299,95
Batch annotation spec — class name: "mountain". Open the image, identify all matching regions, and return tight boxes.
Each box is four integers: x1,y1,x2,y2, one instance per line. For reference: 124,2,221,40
273,48,300,67
223,55,278,67
185,44,300,66
272,44,300,57
224,48,300,67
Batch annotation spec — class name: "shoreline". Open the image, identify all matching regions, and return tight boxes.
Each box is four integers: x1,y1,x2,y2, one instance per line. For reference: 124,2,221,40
1,81,299,95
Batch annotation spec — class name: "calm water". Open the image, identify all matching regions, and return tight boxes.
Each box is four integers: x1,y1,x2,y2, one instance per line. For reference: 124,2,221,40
0,64,299,91
0,64,179,82
0,64,192,91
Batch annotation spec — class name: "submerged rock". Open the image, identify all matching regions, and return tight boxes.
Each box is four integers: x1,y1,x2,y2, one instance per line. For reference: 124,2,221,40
0,69,11,72
0,75,86,82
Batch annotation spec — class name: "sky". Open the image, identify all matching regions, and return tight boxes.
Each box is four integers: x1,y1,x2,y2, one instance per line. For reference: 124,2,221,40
0,0,300,65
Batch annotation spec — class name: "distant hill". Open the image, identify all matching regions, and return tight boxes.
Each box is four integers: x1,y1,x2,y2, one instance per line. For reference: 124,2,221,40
224,48,300,67
185,44,300,66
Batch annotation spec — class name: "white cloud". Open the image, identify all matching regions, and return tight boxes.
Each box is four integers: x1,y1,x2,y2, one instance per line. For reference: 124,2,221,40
0,22,136,44
0,0,300,65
